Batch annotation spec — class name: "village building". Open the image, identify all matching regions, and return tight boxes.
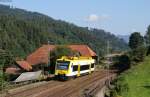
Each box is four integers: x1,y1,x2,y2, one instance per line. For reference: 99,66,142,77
5,45,97,76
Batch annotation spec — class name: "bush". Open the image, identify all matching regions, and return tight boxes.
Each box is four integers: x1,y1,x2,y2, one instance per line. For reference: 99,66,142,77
112,54,131,72
0,71,9,90
110,76,129,97
109,76,129,97
130,46,146,63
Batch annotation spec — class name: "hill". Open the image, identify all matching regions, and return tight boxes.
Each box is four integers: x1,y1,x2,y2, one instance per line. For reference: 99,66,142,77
115,56,150,97
0,4,128,58
118,35,129,43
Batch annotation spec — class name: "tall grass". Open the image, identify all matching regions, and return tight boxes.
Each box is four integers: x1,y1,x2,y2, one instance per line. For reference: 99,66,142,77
116,56,150,97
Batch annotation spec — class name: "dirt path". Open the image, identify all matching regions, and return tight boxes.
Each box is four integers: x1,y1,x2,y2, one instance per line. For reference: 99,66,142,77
6,70,115,97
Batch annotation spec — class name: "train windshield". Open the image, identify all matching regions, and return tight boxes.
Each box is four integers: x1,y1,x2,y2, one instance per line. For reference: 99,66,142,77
57,61,70,70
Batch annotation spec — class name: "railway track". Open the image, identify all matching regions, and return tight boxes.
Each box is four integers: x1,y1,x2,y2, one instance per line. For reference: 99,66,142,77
5,70,116,97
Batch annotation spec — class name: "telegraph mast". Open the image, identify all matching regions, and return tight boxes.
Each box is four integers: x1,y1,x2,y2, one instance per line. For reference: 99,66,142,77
107,40,110,78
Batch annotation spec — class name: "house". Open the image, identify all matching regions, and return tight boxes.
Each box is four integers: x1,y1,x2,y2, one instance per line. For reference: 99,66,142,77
5,60,32,74
5,60,32,80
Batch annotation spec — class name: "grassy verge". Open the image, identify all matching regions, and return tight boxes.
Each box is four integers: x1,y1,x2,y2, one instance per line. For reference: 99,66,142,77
114,56,150,97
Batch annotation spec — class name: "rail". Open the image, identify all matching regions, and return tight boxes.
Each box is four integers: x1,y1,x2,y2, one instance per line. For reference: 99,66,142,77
83,73,116,97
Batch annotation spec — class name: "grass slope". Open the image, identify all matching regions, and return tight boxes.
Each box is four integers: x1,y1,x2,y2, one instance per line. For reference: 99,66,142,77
119,56,150,97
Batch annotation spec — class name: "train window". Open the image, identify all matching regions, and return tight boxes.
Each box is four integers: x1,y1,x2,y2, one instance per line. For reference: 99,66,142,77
91,64,95,68
57,61,70,70
73,65,78,71
73,64,91,72
80,65,89,71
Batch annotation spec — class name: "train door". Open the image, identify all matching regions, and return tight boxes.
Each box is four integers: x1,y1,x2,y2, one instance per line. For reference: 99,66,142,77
77,64,80,76
89,64,91,74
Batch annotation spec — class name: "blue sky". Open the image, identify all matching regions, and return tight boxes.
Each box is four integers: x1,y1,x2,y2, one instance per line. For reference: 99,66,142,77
0,0,150,35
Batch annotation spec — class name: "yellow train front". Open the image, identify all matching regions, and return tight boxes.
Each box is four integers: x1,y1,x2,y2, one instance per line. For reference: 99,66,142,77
55,56,95,80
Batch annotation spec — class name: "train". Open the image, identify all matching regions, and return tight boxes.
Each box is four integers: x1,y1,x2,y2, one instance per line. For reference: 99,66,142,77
55,56,96,80
11,56,96,82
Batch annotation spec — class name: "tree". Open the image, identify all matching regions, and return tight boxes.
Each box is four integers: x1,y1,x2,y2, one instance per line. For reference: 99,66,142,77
131,47,146,62
49,46,78,73
144,25,150,55
0,49,14,68
145,25,150,45
51,46,77,59
129,32,145,62
0,49,14,90
129,32,144,50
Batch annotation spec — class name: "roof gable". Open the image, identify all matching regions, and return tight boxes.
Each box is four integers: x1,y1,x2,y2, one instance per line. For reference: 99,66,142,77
16,61,32,71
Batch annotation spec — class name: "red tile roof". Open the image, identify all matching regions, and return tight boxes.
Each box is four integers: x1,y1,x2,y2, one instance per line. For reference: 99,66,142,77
68,45,96,56
27,45,96,65
27,45,55,65
16,61,32,71
5,67,21,74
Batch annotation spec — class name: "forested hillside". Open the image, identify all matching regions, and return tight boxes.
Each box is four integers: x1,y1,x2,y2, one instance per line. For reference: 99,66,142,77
0,4,128,58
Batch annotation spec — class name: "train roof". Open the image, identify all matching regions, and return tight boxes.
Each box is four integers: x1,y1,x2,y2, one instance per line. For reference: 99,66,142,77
57,56,95,62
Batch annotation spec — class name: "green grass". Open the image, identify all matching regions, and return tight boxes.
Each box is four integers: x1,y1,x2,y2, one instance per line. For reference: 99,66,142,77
118,56,150,97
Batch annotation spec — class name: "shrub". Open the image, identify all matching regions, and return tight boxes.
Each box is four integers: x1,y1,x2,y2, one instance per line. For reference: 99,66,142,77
130,46,146,63
112,54,131,72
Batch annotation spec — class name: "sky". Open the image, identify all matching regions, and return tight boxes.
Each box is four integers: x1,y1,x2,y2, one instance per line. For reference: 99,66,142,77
0,0,150,35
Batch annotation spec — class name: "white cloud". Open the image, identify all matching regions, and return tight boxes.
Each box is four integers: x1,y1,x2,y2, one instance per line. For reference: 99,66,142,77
86,14,99,22
85,14,110,22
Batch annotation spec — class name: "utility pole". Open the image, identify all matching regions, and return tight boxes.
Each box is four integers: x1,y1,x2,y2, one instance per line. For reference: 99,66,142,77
47,41,53,74
48,40,50,67
106,40,110,79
